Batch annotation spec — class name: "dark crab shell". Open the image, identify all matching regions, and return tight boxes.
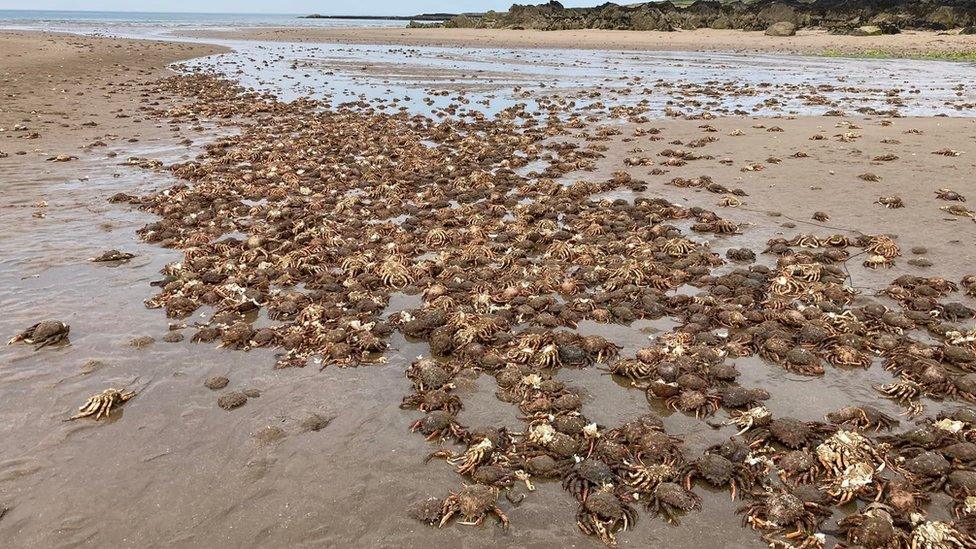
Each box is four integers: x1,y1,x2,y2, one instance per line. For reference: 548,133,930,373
904,451,951,478
693,454,735,485
654,482,701,511
764,493,806,526
768,418,815,449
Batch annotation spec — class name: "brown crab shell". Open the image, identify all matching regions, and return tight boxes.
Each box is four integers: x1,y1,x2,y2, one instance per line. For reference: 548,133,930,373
768,418,814,449
655,482,701,511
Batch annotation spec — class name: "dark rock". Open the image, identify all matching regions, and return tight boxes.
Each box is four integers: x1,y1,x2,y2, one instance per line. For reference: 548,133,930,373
445,1,975,33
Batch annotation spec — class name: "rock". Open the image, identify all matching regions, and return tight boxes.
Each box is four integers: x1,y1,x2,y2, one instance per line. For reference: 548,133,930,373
851,25,883,36
217,391,247,410
205,376,229,390
299,413,334,432
253,426,286,445
243,388,261,398
80,359,105,374
444,1,972,33
765,21,797,36
129,336,154,348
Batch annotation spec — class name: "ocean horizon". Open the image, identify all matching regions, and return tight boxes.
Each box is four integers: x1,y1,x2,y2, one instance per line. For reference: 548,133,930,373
0,9,414,28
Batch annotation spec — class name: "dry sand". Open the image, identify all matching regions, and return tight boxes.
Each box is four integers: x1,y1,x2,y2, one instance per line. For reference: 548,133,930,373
185,26,976,57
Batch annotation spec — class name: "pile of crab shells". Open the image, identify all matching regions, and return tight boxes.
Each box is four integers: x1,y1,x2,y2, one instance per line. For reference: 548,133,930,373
116,74,976,547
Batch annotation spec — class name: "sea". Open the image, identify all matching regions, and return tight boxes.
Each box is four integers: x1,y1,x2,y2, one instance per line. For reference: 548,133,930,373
0,9,411,30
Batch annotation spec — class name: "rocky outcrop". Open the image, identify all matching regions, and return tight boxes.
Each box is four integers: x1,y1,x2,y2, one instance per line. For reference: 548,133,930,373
445,1,976,33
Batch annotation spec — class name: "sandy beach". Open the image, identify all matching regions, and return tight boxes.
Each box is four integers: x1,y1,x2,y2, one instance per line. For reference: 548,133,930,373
2,23,976,549
185,26,976,57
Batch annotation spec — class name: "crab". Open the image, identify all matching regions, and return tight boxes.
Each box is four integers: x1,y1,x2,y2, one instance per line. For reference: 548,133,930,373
836,502,903,548
400,388,462,415
908,513,976,549
682,453,754,500
815,430,887,476
823,344,874,369
424,228,450,247
759,337,793,363
954,494,976,520
944,442,976,467
948,471,976,501
410,496,446,526
69,388,136,420
428,437,495,475
581,335,622,363
864,254,895,269
769,275,806,297
812,211,830,222
883,421,961,454
936,188,967,202
875,196,905,209
563,458,616,502
725,406,773,435
774,450,824,485
619,457,679,495
576,486,638,546
738,488,830,538
866,235,900,259
874,379,925,417
646,481,701,525
750,417,835,449
720,387,771,410
719,195,742,207
406,358,455,391
662,238,697,257
825,406,899,431
410,410,467,442
665,389,721,418
439,484,509,528
7,320,70,349
607,358,654,380
822,461,881,505
951,374,976,402
898,450,954,491
783,347,825,376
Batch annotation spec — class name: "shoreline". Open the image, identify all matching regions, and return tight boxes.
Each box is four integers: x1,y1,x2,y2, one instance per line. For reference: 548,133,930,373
181,26,976,58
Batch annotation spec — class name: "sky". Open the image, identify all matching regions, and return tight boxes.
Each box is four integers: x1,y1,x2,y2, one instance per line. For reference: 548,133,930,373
0,0,595,16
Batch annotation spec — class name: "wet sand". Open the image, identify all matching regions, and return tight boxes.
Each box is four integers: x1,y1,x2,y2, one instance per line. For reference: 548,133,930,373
1,29,976,549
0,31,225,163
186,26,976,57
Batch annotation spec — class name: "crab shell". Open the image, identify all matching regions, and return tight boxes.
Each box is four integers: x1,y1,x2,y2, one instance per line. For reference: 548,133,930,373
694,454,735,486
583,490,630,521
456,484,499,518
769,418,815,449
764,493,806,526
655,481,701,511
